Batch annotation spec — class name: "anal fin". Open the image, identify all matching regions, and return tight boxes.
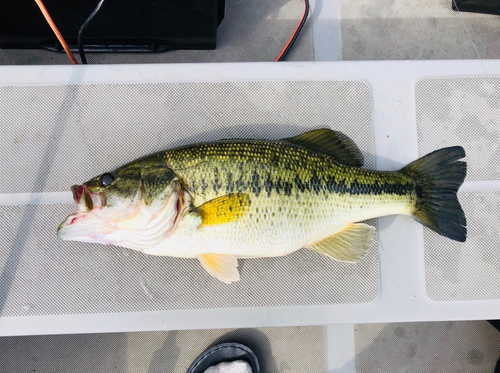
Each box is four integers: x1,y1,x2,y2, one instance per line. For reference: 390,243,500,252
198,254,240,284
307,223,375,263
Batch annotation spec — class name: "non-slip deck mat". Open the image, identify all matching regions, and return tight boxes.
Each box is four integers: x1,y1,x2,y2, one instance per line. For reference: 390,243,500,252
0,81,379,316
416,77,500,182
424,191,500,301
416,77,500,301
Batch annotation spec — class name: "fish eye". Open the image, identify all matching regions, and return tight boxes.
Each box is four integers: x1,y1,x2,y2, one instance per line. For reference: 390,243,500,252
99,173,115,187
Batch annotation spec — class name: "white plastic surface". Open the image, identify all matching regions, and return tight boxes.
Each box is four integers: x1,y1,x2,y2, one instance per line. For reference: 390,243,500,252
0,60,499,336
326,324,355,372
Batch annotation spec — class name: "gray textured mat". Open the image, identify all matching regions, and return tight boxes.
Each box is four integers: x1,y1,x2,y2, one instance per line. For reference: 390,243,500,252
0,81,374,193
0,326,326,373
424,191,500,301
416,77,500,182
415,77,500,301
0,81,379,317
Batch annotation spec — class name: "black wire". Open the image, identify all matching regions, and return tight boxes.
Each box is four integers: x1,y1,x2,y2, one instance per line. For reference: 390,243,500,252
78,0,106,64
277,0,310,62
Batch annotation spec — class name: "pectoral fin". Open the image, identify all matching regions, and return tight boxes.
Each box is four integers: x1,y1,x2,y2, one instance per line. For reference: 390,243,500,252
198,254,240,284
194,193,250,227
307,223,375,262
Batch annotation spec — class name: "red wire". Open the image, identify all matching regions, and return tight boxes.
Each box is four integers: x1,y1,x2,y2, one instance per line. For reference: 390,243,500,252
275,0,308,62
34,0,79,64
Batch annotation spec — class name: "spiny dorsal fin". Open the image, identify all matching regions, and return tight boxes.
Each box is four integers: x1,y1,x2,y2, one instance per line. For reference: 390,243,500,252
307,223,375,262
198,254,240,283
283,129,364,167
194,193,250,227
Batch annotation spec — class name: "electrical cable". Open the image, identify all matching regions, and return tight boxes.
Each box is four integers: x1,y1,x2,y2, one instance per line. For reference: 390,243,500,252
275,0,310,62
33,0,78,64
78,0,106,64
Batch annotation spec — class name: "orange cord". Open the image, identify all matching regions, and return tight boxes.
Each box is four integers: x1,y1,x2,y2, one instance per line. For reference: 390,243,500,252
275,0,308,62
34,0,79,64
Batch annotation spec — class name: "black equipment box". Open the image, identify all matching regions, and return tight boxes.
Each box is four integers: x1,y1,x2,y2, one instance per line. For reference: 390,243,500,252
0,0,225,52
452,0,500,15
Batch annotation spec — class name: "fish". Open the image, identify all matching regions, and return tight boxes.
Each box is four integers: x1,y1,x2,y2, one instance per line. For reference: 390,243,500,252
57,129,467,283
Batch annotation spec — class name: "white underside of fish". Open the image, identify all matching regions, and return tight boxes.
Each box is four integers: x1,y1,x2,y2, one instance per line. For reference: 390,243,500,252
143,191,413,259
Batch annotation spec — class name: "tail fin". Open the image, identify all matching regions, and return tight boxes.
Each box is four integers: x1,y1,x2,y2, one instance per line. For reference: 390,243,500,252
400,146,467,242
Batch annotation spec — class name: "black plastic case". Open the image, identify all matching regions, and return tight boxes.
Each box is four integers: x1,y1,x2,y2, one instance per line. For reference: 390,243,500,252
452,0,500,16
0,0,225,52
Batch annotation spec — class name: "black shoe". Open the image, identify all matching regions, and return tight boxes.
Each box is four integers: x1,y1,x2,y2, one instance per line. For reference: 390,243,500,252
186,342,260,373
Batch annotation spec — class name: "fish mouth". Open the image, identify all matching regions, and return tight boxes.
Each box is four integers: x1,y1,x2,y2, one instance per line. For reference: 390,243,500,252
70,184,105,213
58,185,107,236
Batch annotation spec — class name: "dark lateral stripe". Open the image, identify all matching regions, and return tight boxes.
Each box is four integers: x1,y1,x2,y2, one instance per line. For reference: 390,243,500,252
324,177,414,196
247,171,414,197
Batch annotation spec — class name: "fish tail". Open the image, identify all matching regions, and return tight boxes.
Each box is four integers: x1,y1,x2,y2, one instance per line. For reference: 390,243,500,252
400,146,467,242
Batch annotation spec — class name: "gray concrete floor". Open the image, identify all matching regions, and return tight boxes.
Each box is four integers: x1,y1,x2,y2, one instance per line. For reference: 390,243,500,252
0,322,498,372
354,321,500,373
0,326,326,373
1,0,500,372
341,0,500,60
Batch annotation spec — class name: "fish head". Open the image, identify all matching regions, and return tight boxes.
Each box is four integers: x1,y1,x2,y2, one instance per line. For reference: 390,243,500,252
57,162,190,250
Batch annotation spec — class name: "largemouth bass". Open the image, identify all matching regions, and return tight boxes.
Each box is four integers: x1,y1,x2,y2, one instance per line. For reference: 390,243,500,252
58,129,467,283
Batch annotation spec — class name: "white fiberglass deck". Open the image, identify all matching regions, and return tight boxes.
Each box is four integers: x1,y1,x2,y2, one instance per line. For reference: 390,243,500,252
0,60,499,336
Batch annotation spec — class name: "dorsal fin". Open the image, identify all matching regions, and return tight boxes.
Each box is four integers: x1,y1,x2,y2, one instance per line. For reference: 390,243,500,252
282,129,364,167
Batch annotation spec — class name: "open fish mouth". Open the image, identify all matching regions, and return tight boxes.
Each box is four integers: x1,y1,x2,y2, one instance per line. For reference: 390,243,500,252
58,185,106,230
71,184,105,212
